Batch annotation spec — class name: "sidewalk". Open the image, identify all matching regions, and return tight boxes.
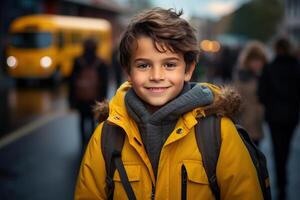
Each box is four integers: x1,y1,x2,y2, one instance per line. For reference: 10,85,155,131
260,123,300,200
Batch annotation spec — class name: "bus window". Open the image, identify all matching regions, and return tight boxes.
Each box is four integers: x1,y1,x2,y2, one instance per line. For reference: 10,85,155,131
71,32,81,44
57,32,65,48
10,32,53,48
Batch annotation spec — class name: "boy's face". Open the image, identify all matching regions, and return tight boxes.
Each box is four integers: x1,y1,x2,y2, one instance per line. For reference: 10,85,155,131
127,36,195,107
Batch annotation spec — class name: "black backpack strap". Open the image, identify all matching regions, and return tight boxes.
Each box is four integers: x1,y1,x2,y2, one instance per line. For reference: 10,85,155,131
114,151,136,200
101,121,136,200
195,115,221,200
195,116,271,200
235,125,272,200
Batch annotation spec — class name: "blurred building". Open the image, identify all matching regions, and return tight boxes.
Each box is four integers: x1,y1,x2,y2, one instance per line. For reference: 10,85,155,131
190,16,213,42
282,0,300,42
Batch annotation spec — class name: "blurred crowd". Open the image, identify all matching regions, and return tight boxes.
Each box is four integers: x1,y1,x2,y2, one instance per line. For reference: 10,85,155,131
194,37,300,200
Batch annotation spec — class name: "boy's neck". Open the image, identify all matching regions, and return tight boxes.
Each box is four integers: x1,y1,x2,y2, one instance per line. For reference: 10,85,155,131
145,104,162,114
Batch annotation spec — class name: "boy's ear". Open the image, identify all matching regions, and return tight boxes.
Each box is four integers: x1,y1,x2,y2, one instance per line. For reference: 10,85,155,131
184,62,196,81
126,71,132,82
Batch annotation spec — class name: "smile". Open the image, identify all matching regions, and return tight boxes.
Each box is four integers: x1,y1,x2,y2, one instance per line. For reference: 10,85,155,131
145,87,170,93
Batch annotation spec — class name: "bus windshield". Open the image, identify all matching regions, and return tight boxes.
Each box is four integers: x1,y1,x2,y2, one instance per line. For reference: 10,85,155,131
10,32,53,48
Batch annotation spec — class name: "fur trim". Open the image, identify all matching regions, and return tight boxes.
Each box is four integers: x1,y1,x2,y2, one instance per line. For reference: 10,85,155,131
203,85,241,119
93,85,241,123
93,99,109,123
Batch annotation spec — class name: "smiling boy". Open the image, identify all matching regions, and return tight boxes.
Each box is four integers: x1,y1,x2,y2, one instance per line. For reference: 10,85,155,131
75,8,263,199
128,36,194,110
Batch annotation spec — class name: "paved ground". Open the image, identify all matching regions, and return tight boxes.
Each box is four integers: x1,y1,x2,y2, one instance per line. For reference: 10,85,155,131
260,123,300,200
0,111,82,200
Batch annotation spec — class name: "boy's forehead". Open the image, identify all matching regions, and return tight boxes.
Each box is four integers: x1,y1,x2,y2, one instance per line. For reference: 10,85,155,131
132,36,182,58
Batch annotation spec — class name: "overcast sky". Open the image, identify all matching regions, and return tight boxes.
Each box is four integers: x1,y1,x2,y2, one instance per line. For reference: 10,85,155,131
150,0,249,19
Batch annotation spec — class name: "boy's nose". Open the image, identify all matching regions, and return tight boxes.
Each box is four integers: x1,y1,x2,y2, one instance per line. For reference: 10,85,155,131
149,67,164,81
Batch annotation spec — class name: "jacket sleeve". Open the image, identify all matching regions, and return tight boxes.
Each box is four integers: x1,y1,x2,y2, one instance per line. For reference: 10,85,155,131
216,117,263,200
74,123,107,200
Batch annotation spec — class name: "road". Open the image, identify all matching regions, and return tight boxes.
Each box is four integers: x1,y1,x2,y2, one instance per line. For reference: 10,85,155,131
0,111,81,200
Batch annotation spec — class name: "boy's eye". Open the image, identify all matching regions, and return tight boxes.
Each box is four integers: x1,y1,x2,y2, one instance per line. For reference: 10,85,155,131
164,62,177,69
136,63,150,70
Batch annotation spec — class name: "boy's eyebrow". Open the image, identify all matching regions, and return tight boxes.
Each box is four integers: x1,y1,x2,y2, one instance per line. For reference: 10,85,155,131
162,57,180,61
133,58,150,63
133,57,180,63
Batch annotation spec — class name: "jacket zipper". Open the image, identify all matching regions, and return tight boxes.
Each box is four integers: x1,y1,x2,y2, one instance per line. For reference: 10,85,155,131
151,185,155,200
181,165,187,200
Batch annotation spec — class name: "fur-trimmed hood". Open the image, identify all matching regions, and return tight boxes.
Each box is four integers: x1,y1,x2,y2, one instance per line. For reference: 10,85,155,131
94,82,241,123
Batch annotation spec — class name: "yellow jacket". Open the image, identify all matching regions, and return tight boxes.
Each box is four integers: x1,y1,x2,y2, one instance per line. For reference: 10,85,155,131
75,82,263,200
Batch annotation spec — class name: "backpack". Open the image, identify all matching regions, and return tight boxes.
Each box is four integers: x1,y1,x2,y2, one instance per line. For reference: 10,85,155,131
101,115,271,200
74,58,100,102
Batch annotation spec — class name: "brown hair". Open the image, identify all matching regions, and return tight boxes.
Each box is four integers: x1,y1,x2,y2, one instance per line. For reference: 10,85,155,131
119,7,199,73
238,41,268,70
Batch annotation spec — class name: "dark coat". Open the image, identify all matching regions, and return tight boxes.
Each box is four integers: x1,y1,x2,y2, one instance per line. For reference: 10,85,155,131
69,55,108,116
258,54,300,125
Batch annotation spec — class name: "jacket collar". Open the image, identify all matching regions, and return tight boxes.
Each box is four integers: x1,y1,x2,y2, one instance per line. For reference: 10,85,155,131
94,81,241,127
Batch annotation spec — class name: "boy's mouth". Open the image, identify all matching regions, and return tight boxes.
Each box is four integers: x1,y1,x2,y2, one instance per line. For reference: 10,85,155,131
145,86,170,93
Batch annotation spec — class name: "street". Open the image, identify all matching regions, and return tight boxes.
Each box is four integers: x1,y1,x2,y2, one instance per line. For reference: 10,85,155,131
0,111,81,200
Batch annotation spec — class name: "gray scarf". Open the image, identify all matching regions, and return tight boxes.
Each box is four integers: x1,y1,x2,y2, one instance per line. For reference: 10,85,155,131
125,82,213,177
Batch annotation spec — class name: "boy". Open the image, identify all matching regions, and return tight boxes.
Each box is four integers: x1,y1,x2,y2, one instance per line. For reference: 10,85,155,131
75,8,263,199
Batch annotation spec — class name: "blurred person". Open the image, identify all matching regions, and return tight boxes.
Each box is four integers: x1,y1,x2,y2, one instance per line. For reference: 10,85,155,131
233,41,268,146
111,47,124,87
214,46,239,84
69,38,108,149
75,8,265,200
296,43,300,62
258,37,300,200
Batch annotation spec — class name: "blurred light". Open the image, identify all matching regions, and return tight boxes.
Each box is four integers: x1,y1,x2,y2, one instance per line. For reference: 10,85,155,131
200,40,211,52
211,41,221,52
40,56,52,68
7,56,17,68
200,40,221,53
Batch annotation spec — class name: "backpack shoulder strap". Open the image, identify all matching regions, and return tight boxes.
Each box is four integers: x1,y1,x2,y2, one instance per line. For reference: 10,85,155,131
195,115,221,200
196,117,271,200
235,125,272,200
101,121,136,200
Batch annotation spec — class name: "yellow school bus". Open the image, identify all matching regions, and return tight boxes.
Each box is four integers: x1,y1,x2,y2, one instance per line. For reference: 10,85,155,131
6,14,112,81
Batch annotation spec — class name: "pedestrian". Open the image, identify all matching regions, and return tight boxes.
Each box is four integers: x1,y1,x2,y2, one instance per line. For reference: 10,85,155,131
75,8,264,199
258,37,300,200
69,38,108,149
112,46,124,87
213,45,239,84
233,41,268,146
